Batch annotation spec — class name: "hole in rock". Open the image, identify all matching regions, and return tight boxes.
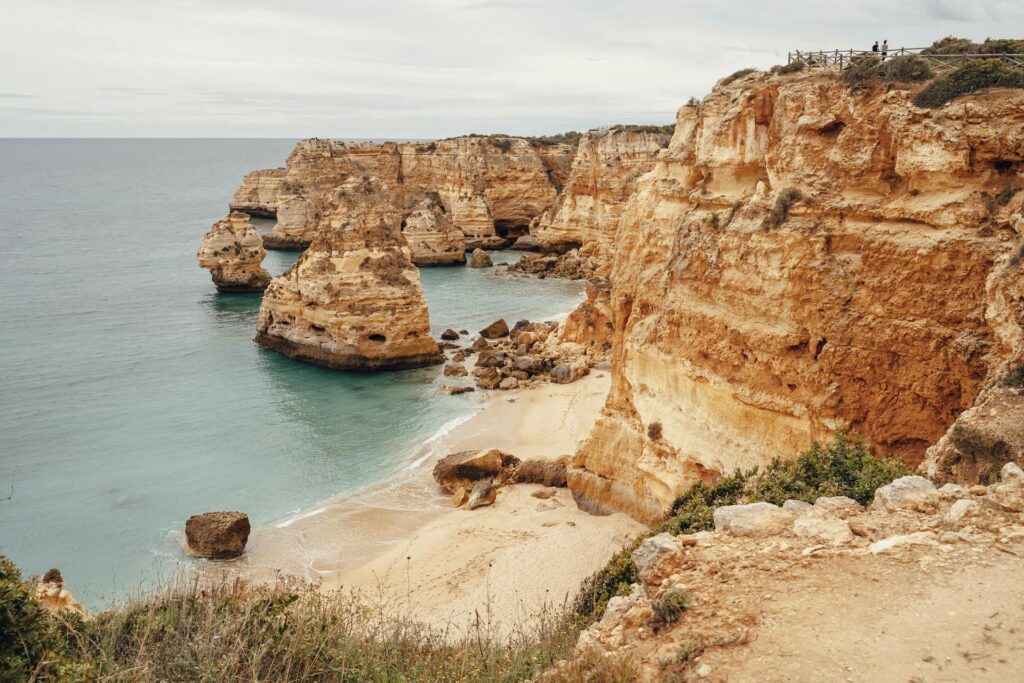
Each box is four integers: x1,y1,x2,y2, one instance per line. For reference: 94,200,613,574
819,121,846,138
368,334,387,342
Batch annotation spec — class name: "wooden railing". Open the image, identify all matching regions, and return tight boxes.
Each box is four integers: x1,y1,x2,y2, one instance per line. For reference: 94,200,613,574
788,47,1024,71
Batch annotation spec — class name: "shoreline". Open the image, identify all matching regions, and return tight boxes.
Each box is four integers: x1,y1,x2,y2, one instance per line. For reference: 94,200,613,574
206,369,645,627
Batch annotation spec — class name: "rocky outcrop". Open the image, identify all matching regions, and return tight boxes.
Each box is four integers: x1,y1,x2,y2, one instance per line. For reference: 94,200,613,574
252,136,565,251
469,248,493,268
230,168,285,217
196,212,271,292
185,511,250,559
401,199,465,266
570,74,1024,523
531,126,671,273
255,178,443,371
34,569,87,616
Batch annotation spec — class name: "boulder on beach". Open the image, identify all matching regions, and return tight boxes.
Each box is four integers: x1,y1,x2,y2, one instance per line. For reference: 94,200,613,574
470,336,491,352
480,319,510,339
440,328,460,341
515,457,568,487
185,511,251,559
467,479,497,509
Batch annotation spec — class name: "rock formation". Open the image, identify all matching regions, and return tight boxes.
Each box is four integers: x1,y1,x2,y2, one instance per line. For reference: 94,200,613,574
196,212,271,292
255,177,443,370
230,168,285,217
185,511,250,559
243,136,568,251
34,569,87,616
401,199,465,266
569,73,1024,523
531,126,671,272
469,248,493,268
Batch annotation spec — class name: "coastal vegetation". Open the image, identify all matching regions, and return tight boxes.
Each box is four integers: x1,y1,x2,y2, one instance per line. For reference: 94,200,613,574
914,58,1024,107
571,434,909,623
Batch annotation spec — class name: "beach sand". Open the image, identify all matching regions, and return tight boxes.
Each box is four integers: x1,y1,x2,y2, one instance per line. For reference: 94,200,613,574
224,370,644,629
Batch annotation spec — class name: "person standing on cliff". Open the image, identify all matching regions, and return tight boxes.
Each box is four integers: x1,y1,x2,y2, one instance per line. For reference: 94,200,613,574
872,41,879,54
881,39,889,60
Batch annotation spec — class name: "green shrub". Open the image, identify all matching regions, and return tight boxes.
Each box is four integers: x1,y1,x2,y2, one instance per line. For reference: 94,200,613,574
722,68,758,85
651,588,690,626
775,60,806,75
1004,364,1024,388
746,432,910,506
923,36,1024,55
763,187,802,229
491,137,514,152
574,433,908,623
913,58,1024,108
996,185,1021,206
875,55,933,82
841,55,882,85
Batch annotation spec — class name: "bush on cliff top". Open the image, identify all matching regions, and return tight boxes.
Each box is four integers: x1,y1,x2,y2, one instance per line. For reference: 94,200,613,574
842,55,932,86
922,36,1024,55
914,58,1024,108
721,67,758,85
571,433,909,623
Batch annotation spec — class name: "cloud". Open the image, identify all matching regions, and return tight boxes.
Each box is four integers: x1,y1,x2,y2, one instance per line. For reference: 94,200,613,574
1,0,1023,136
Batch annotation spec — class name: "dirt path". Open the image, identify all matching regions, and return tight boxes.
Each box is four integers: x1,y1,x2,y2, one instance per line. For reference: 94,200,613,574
707,549,1024,682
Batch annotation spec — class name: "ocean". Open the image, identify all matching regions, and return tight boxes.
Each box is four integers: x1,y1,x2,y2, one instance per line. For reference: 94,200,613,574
0,139,585,610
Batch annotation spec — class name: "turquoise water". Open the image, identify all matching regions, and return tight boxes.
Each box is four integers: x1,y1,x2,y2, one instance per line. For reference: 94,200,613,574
0,139,584,610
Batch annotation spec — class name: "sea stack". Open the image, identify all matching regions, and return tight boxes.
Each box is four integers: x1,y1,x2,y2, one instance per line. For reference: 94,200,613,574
196,212,272,292
401,199,466,266
255,178,443,371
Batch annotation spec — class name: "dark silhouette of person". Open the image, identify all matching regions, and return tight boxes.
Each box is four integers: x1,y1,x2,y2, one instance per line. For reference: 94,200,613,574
872,41,879,53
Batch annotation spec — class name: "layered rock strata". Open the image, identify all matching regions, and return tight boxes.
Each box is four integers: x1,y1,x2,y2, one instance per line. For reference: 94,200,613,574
570,74,1024,523
247,137,568,251
255,178,443,370
230,168,285,217
531,126,671,272
401,199,465,266
196,212,271,292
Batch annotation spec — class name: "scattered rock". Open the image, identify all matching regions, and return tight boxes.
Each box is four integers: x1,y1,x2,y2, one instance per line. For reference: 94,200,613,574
631,532,681,584
945,498,981,524
814,496,863,518
989,464,1024,511
433,449,504,492
872,476,938,512
442,385,475,395
512,355,549,375
185,511,251,559
499,376,520,390
441,328,460,341
469,248,494,268
475,367,502,389
793,507,854,546
512,235,542,251
550,360,589,384
467,479,497,509
969,484,988,496
782,499,812,515
713,502,795,538
939,483,967,498
532,489,557,499
470,336,491,352
476,350,511,368
868,531,937,555
443,363,468,377
480,319,510,339
516,458,569,487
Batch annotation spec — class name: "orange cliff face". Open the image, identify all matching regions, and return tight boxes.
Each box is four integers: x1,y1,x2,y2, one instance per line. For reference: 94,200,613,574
255,176,443,371
246,137,571,252
569,71,1024,524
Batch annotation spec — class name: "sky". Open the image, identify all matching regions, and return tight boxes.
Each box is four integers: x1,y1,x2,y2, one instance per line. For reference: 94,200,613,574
1,0,1022,138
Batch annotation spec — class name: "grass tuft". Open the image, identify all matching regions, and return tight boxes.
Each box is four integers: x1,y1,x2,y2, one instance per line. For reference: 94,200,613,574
721,68,758,85
1004,364,1024,389
763,187,802,229
914,58,1024,108
651,589,690,627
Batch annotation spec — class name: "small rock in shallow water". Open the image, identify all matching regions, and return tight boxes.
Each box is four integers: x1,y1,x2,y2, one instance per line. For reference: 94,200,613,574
185,511,250,559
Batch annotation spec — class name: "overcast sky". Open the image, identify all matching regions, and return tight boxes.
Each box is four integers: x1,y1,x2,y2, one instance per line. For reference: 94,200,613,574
1,0,1021,138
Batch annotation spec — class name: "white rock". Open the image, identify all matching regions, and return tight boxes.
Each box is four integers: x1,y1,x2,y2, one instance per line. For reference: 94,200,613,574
713,502,795,538
869,531,937,554
938,483,966,498
631,532,681,583
793,507,854,545
696,663,714,678
814,496,864,518
872,476,938,512
1001,462,1024,483
945,498,980,525
782,499,812,515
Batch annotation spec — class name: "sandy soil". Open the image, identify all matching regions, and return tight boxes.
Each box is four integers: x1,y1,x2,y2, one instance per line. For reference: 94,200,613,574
218,371,644,629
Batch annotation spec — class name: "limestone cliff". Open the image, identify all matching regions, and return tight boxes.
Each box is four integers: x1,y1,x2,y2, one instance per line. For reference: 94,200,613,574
570,72,1024,523
402,198,465,266
532,127,671,270
230,168,285,217
196,212,271,292
252,136,566,251
255,177,442,370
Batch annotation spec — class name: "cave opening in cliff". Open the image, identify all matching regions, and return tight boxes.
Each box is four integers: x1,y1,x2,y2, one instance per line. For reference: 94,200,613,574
493,219,529,239
368,333,386,342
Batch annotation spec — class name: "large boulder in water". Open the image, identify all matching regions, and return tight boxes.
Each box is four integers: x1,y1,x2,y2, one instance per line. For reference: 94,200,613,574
469,248,493,268
479,319,510,339
185,511,251,559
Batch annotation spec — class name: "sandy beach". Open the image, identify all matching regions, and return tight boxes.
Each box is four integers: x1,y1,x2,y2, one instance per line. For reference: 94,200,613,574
219,370,645,628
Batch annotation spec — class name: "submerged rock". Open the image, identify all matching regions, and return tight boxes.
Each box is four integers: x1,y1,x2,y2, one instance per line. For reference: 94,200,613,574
185,511,250,559
196,212,271,292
